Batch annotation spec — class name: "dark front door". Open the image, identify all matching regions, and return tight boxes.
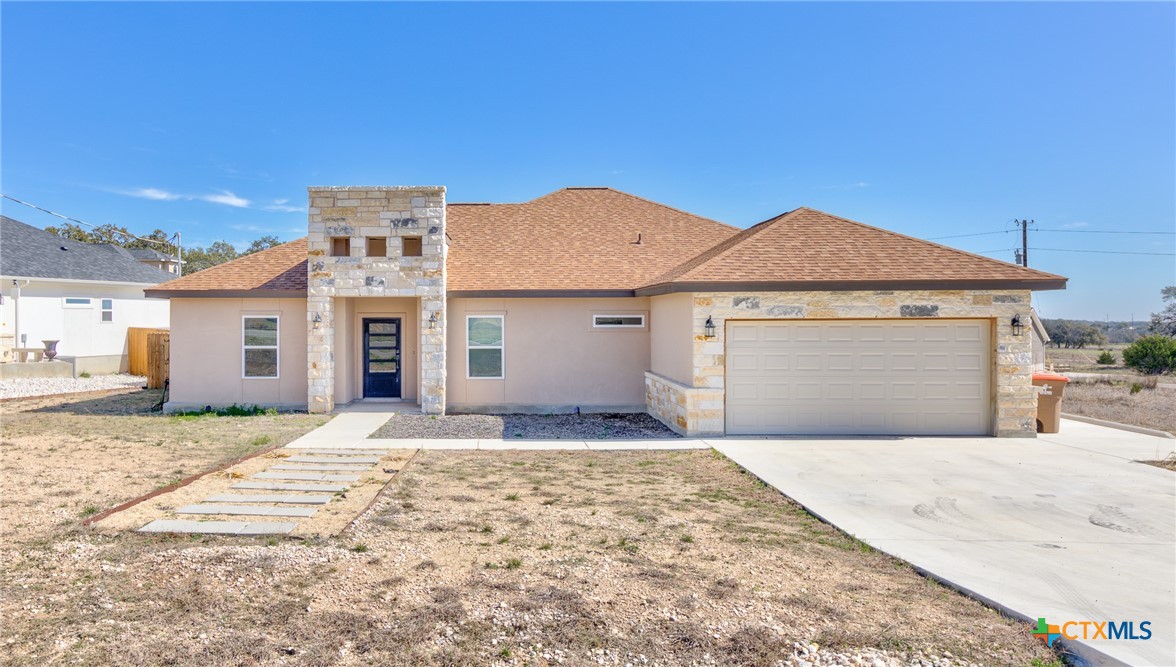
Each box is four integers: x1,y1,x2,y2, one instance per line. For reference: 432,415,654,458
363,318,401,398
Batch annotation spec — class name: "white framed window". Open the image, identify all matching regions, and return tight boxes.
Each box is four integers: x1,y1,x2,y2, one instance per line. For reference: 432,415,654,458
243,316,279,379
63,297,92,308
592,314,646,328
467,315,503,379
100,299,113,322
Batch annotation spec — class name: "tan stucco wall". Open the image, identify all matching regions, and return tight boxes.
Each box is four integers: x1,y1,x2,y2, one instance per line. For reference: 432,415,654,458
167,298,308,410
649,293,694,385
334,297,419,405
446,297,650,411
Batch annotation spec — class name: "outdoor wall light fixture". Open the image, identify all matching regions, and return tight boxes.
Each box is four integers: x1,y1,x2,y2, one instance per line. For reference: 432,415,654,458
312,312,322,324
704,316,716,339
1011,314,1024,337
428,312,439,330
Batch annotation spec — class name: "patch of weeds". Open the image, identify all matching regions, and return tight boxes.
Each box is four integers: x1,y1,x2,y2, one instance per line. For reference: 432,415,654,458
479,524,493,534
351,543,369,553
79,505,100,517
707,577,739,600
618,536,639,553
249,435,273,447
679,534,695,543
504,557,522,569
539,543,553,551
78,371,92,379
505,493,520,501
499,646,512,658
496,535,511,545
265,537,279,547
484,562,499,570
172,404,278,417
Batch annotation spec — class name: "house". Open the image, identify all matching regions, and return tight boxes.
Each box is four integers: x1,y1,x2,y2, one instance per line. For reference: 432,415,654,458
0,215,172,374
145,186,1066,437
124,247,183,274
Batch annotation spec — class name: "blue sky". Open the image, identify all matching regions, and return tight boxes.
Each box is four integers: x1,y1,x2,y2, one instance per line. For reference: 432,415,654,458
2,1,1173,320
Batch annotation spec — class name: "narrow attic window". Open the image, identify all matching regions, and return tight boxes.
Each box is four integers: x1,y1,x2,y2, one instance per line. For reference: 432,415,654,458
366,237,387,257
331,237,351,257
100,299,113,322
402,236,423,257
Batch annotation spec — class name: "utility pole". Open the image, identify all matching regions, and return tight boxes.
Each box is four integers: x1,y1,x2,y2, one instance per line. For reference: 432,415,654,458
1014,219,1034,267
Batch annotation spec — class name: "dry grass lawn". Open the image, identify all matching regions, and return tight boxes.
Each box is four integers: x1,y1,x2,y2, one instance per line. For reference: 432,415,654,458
0,389,326,546
1062,379,1176,435
1,391,1058,667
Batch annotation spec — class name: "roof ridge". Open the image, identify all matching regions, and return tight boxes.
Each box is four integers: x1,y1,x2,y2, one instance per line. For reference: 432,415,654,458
595,188,742,232
645,208,804,285
789,207,1065,280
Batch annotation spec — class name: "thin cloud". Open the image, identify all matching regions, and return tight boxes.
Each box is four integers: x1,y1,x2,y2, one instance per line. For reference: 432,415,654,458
200,191,250,208
129,187,184,201
1060,221,1090,229
264,198,305,213
821,181,871,190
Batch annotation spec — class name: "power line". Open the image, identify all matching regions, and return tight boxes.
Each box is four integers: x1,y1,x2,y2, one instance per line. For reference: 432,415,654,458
1036,229,1175,235
1029,247,1176,256
1,193,175,247
926,230,1010,240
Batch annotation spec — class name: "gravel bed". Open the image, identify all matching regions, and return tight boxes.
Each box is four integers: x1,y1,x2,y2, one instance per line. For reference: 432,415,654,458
0,374,146,399
369,412,680,439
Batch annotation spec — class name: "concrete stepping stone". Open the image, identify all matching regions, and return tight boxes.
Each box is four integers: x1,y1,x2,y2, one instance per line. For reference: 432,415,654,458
233,481,348,492
270,463,370,472
177,504,317,518
293,449,390,456
286,456,381,464
138,519,296,535
205,493,332,504
254,472,360,482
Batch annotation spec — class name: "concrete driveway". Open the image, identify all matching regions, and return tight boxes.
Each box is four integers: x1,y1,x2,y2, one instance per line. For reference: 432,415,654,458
711,420,1175,667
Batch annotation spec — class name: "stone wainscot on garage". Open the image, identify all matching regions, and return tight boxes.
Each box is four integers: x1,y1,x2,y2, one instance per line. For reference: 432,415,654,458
146,187,1065,438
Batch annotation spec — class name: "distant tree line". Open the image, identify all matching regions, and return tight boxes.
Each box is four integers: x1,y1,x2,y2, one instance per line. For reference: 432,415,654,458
45,222,282,275
1041,320,1109,348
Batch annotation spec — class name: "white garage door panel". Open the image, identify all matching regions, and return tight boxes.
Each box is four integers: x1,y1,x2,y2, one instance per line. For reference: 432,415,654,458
725,320,991,435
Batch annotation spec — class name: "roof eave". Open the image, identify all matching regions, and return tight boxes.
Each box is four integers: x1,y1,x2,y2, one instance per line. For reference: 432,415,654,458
636,278,1068,296
143,289,309,299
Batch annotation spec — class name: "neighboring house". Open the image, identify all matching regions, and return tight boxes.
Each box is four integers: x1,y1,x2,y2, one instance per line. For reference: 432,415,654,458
0,216,172,374
146,186,1066,437
124,247,183,274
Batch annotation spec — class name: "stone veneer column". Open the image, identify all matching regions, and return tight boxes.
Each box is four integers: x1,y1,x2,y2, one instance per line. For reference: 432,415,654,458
307,295,334,413
305,186,446,414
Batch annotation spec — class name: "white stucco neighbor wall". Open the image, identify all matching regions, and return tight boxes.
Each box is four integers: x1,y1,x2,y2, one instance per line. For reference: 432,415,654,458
0,279,169,373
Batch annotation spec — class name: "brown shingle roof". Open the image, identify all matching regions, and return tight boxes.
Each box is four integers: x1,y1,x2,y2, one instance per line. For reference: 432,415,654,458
145,238,308,297
146,197,1067,298
445,188,739,293
640,207,1066,293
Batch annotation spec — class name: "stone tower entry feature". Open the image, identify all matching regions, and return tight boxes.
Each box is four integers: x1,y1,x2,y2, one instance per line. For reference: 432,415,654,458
306,186,447,414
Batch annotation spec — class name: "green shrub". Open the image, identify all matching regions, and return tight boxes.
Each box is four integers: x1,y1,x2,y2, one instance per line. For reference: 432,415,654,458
172,404,278,418
1096,350,1116,365
78,371,92,379
1122,335,1176,375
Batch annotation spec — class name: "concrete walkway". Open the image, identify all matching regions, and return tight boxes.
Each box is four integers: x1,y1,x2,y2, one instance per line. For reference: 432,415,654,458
711,420,1175,667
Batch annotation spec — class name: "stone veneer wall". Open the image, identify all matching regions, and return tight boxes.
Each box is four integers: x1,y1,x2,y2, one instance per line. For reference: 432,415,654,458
306,186,447,414
677,289,1035,437
645,371,724,437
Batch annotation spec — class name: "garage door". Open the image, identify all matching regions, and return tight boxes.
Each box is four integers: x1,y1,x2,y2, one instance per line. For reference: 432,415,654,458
725,320,990,436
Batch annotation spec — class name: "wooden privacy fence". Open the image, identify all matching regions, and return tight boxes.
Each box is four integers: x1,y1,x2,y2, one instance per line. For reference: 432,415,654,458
128,327,169,388
146,331,170,390
127,327,168,376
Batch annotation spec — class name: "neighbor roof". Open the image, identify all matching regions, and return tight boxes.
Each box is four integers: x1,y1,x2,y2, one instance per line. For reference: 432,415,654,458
638,207,1067,294
0,216,175,285
445,188,739,294
126,247,180,262
145,238,309,297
